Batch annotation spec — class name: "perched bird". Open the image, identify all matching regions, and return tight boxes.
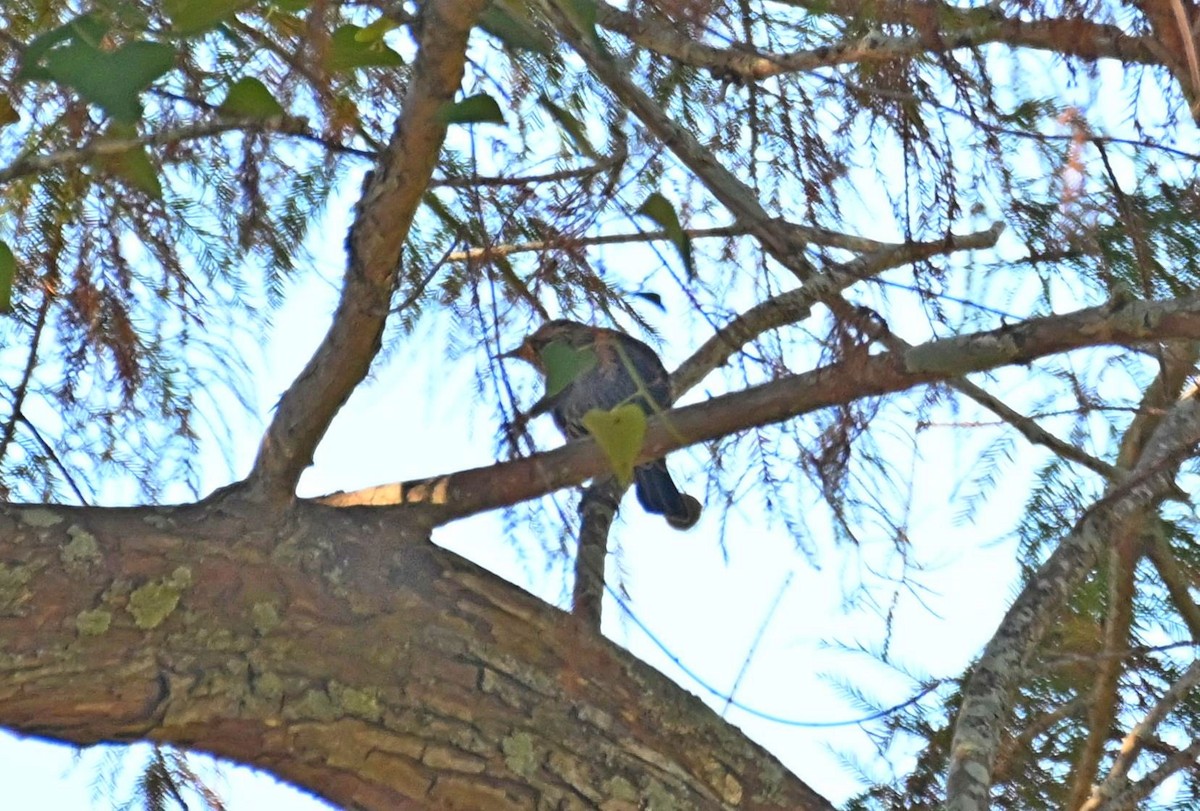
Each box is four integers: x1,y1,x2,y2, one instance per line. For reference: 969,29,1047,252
502,319,702,530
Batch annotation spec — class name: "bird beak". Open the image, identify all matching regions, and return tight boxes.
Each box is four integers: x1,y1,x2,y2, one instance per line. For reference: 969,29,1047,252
497,338,536,364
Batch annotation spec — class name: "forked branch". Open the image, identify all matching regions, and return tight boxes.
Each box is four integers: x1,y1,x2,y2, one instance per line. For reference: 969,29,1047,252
243,0,489,503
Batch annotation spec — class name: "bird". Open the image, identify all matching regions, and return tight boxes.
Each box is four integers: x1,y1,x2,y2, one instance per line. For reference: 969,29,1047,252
502,319,702,530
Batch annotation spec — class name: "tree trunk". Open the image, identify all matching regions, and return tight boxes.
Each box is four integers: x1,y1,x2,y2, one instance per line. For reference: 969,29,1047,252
0,496,832,810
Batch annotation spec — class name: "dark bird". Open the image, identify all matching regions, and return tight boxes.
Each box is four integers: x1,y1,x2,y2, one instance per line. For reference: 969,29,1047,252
502,319,702,530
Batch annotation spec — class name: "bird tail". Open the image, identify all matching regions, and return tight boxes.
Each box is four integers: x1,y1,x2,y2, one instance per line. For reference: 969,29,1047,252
633,460,702,530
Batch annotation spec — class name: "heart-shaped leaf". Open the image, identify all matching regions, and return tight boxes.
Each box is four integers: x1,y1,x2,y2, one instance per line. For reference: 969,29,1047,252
581,403,647,486
18,13,108,81
41,40,175,122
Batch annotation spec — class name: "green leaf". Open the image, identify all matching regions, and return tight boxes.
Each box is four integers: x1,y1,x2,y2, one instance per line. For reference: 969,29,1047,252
18,13,108,81
324,25,404,72
537,94,597,158
99,145,163,198
354,15,398,43
0,96,18,128
636,192,695,278
269,0,312,10
540,341,597,398
479,3,552,54
41,40,175,123
218,77,285,119
581,404,647,486
0,242,14,313
163,0,248,34
559,0,599,39
438,93,505,126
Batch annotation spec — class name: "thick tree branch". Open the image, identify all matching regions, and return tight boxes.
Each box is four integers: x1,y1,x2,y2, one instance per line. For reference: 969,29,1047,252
1146,528,1200,639
1091,738,1200,811
780,0,1165,64
318,294,1200,520
573,478,624,630
945,388,1200,811
243,0,488,503
596,1,1158,83
0,501,833,811
1135,0,1200,108
1066,527,1138,810
1068,342,1198,806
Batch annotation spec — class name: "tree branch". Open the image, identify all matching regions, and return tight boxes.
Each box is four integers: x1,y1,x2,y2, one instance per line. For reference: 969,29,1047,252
1091,737,1200,811
317,293,1200,522
0,500,834,811
444,221,969,265
669,222,1003,395
596,1,1159,83
1064,342,1197,808
1082,658,1200,809
243,0,489,503
0,118,319,185
548,1,1117,487
945,386,1200,810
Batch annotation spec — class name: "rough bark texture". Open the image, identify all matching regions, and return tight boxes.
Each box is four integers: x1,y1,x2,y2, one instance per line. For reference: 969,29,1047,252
0,498,832,811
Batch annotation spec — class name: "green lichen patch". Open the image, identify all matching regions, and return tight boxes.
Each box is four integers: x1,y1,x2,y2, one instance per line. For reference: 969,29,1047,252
126,567,192,630
0,563,33,614
250,601,280,636
75,608,112,636
750,760,785,803
329,680,382,721
643,780,678,811
62,525,102,570
604,775,638,802
142,512,173,530
287,687,339,721
500,731,539,779
18,508,63,528
251,670,284,701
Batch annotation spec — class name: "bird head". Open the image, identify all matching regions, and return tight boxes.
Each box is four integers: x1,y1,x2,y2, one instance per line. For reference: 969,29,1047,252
499,320,594,371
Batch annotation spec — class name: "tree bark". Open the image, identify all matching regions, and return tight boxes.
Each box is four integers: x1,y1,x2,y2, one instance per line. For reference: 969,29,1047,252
0,497,832,810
